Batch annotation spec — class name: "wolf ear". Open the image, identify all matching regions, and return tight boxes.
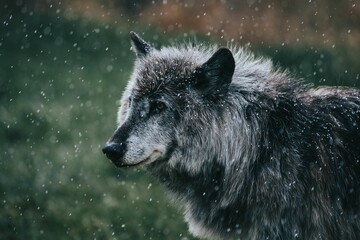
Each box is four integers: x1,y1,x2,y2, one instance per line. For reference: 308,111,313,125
130,31,152,58
195,48,235,95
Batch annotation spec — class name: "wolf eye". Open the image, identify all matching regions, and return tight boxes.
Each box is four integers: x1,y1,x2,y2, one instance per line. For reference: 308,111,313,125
156,102,166,110
150,101,167,114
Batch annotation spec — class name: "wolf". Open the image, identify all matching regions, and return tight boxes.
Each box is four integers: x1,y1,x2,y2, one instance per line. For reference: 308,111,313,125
102,32,360,240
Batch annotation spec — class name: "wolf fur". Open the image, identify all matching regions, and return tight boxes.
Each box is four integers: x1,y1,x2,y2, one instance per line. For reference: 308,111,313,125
102,32,360,240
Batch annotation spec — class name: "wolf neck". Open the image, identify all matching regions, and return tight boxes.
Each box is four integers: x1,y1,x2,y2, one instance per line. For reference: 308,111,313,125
148,155,251,238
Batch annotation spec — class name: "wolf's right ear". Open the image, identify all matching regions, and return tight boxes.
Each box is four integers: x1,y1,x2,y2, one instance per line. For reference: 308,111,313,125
194,48,235,96
130,31,152,58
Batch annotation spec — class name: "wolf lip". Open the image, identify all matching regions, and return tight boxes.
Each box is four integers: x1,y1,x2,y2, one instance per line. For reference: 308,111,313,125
115,158,150,168
115,150,162,168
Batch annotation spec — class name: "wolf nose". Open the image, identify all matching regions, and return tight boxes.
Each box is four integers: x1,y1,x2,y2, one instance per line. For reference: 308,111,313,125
102,142,126,162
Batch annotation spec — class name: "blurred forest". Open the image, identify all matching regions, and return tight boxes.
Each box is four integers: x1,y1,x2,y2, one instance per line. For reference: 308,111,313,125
0,0,359,239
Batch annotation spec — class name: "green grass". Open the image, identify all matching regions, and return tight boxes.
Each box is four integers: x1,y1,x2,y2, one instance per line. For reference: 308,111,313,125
256,45,360,87
0,7,359,240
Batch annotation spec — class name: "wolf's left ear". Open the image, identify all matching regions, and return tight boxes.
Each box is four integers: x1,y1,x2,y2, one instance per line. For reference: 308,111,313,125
195,48,235,95
130,31,152,58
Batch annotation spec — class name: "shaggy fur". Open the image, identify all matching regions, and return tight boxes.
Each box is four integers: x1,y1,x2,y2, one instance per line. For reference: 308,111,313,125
103,32,360,240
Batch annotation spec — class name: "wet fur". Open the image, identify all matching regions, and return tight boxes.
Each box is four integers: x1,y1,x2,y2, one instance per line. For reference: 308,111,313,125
105,33,360,240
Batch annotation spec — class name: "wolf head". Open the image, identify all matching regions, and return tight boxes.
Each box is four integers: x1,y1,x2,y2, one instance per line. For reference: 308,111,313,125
102,32,235,168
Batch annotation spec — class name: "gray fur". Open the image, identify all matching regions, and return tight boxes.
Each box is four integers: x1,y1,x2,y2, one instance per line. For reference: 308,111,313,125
103,32,360,240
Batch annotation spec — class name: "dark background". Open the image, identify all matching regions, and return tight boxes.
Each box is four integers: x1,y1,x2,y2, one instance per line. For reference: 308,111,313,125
1,0,359,239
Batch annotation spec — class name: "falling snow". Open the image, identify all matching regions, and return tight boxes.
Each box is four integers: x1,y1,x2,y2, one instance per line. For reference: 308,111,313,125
0,0,359,239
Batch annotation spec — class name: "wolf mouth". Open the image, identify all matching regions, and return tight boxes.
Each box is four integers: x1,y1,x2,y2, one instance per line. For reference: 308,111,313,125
116,150,162,168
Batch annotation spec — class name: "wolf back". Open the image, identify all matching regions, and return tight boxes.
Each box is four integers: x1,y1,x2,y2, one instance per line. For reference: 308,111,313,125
103,32,360,240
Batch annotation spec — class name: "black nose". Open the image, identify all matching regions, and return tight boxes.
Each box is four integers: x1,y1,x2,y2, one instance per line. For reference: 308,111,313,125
102,142,126,162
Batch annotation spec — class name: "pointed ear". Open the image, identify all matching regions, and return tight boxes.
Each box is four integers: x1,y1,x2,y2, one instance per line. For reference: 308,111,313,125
129,31,152,58
194,48,235,95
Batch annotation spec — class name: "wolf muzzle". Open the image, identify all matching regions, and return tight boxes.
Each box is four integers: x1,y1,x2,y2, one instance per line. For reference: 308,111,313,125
102,142,126,165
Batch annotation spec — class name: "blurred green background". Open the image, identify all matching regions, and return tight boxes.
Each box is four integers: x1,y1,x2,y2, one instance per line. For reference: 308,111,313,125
0,0,359,239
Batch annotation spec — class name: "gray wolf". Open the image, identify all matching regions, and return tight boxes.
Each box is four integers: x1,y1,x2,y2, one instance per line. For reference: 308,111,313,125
102,32,360,240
